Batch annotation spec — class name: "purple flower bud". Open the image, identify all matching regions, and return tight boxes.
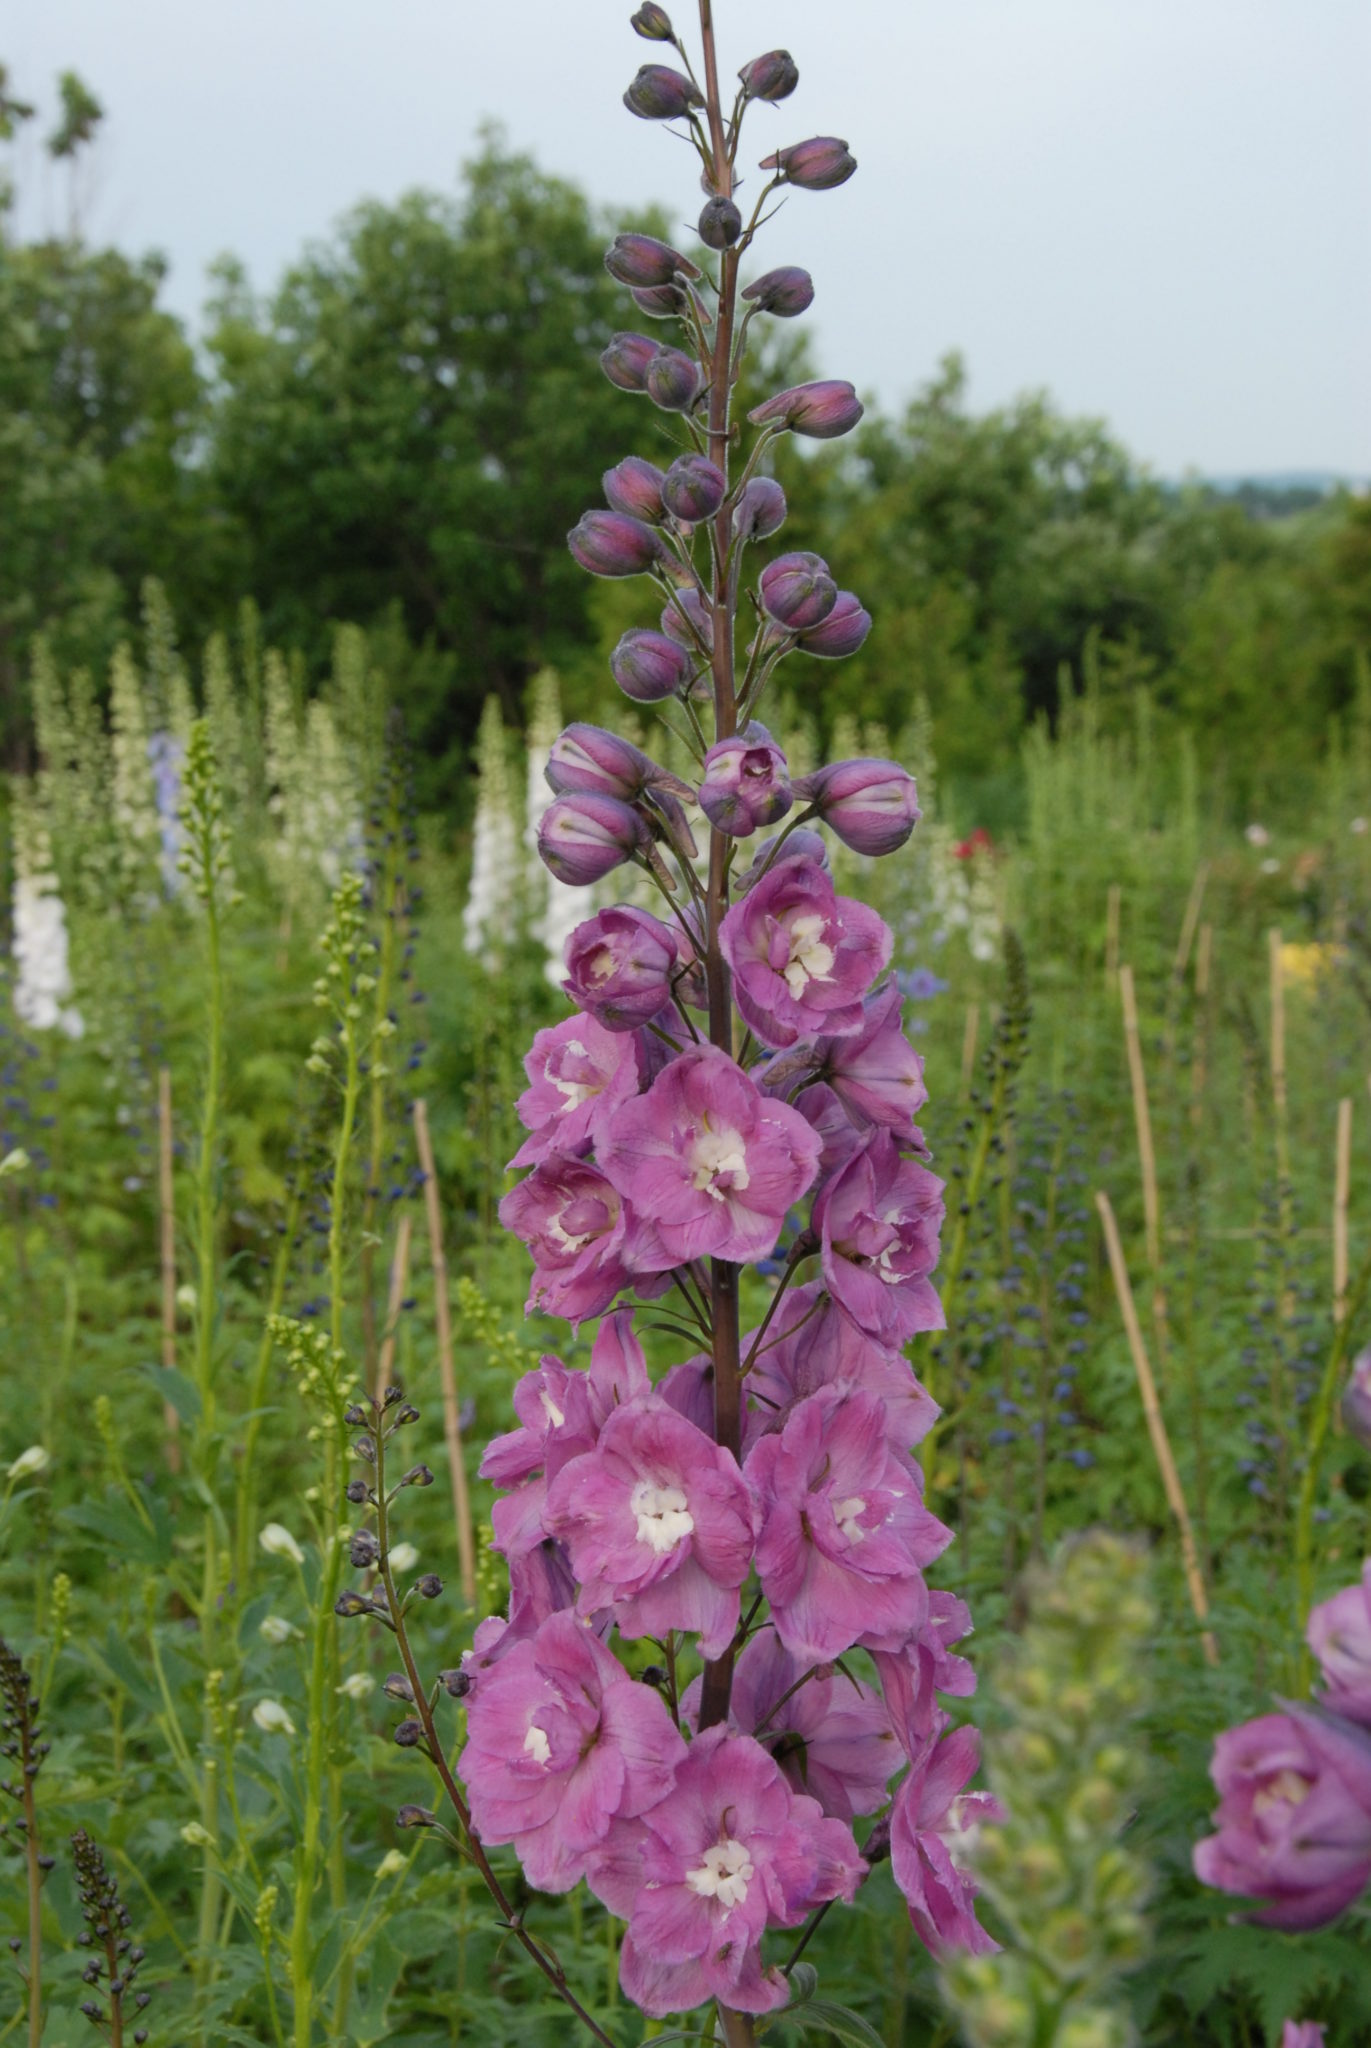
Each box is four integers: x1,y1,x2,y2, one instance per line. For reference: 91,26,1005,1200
793,758,921,856
734,476,787,540
567,510,662,578
605,233,700,288
660,453,726,524
546,722,661,802
749,379,864,439
738,49,799,102
742,265,815,318
1343,1347,1371,1447
699,723,793,838
631,4,675,41
660,587,713,651
644,347,705,412
603,455,665,522
610,627,693,703
538,793,649,887
624,64,703,121
599,331,661,392
799,591,872,659
760,551,838,630
761,137,857,191
735,827,830,892
698,197,742,250
630,281,687,320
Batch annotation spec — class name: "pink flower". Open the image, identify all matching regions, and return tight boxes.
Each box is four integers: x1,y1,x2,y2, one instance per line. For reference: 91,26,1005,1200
813,1129,945,1345
462,1540,580,1684
499,1155,663,1328
613,1724,865,2017
698,723,793,839
743,1281,938,1457
719,857,891,1050
871,1594,978,1758
510,1014,640,1168
764,987,928,1146
1193,1708,1371,1929
562,906,680,1031
544,1398,756,1657
890,1723,1002,1958
1308,1561,1371,1726
1281,2025,1328,2047
747,1388,950,1664
599,1044,821,1267
685,1629,899,1822
458,1612,685,1893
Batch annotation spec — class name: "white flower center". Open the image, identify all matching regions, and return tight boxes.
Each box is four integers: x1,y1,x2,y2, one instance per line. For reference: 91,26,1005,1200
630,1479,694,1554
782,913,835,1000
523,1724,551,1765
686,1838,754,1909
547,1211,591,1254
832,1494,867,1542
585,945,616,987
1253,1768,1312,1817
550,1040,594,1111
540,1389,566,1429
688,1125,750,1200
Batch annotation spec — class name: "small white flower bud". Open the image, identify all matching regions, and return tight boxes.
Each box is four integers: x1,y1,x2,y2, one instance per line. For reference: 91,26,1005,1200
259,1522,305,1566
7,1445,49,1480
388,1542,420,1574
252,1699,296,1736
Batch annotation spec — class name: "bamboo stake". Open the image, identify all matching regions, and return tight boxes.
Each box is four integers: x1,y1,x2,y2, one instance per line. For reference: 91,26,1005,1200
1172,861,1210,983
1119,965,1169,1377
1334,1098,1352,1326
1190,923,1213,1132
373,1212,413,1401
959,1003,979,1102
1095,1190,1218,1664
157,1067,181,1471
1104,883,1121,994
412,1100,476,1604
1269,928,1291,1187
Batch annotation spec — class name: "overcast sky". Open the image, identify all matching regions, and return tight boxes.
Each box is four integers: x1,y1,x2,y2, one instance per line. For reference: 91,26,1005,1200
9,0,1370,478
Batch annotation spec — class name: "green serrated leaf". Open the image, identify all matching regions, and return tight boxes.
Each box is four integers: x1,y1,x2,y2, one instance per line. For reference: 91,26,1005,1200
788,1999,886,2048
135,1359,202,1427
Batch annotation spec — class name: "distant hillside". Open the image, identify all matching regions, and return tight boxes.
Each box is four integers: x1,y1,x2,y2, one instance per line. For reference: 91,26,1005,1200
1174,471,1369,520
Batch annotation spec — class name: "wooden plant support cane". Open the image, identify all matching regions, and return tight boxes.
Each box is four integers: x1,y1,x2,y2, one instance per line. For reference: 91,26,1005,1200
1119,966,1170,1383
1096,1189,1218,1666
412,1100,476,1604
157,1067,181,1471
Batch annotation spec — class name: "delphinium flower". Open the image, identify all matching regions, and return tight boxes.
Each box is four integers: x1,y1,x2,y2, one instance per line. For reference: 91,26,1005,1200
340,9,995,2043
147,729,186,896
9,796,84,1041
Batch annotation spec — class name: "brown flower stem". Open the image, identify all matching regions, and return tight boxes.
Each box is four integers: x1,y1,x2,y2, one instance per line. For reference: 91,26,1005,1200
21,1767,42,2048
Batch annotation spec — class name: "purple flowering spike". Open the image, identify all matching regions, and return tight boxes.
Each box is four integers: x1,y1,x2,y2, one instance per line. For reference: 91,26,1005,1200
749,378,864,439
544,1398,756,1658
698,196,743,249
742,1279,938,1457
599,331,662,392
615,1724,865,2017
734,475,788,540
457,1612,686,1893
645,346,705,412
604,232,699,287
814,1129,945,1345
510,1013,641,1167
793,757,921,855
660,586,713,652
761,137,857,190
600,1044,820,1268
698,723,792,838
1309,1563,1371,1725
1342,1346,1371,1445
890,1724,1004,1958
563,905,680,1032
747,1387,950,1664
624,63,703,121
719,856,892,1048
610,627,693,703
741,266,815,318
630,280,687,319
660,452,727,523
760,551,837,630
732,826,828,892
568,509,662,578
738,50,799,102
498,1154,663,1327
658,1351,716,1434
1194,1707,1371,1929
799,591,872,659
537,792,648,887
603,456,666,522
462,1542,582,1686
484,1360,598,1560
790,1080,863,1177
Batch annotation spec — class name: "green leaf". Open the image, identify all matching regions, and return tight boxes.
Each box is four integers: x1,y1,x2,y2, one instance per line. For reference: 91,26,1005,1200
786,2000,886,2048
135,1360,202,1427
786,1964,819,2008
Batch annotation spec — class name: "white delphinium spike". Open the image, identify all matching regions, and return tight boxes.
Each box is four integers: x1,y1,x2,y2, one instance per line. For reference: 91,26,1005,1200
463,697,518,957
301,700,362,887
10,789,84,1038
109,644,160,886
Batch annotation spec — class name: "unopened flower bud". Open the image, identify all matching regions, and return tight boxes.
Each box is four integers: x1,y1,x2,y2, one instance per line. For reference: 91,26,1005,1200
661,453,726,523
749,379,864,439
644,347,704,412
334,1590,371,1618
699,724,793,838
794,758,921,856
760,551,838,630
259,1522,305,1566
5,1446,49,1481
735,826,829,891
568,509,662,578
384,1673,416,1701
698,196,742,249
393,1718,425,1748
401,1462,434,1488
336,1671,376,1701
539,793,648,886
349,1530,379,1569
660,587,713,651
599,330,661,392
344,1402,369,1426
603,455,665,522
734,476,787,540
604,232,699,287
640,1665,669,1687
546,722,661,801
416,1574,443,1599
631,4,675,39
388,1541,420,1573
345,1478,370,1505
252,1699,296,1736
761,136,857,190
439,1668,473,1698
799,591,871,658
624,64,702,121
738,49,799,102
742,265,814,318
630,281,687,319
396,1803,435,1828
1343,1348,1371,1446
610,627,693,703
